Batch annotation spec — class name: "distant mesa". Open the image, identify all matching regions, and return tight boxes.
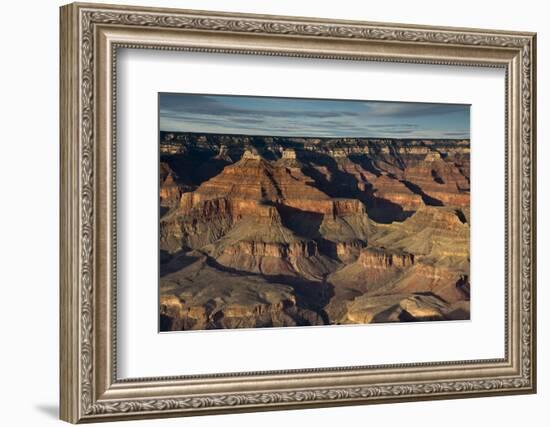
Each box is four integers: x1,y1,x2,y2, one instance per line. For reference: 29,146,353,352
424,151,442,162
281,148,297,159
241,148,262,160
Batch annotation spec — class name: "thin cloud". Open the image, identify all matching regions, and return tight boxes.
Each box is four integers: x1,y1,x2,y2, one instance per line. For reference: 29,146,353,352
159,93,470,138
365,102,469,118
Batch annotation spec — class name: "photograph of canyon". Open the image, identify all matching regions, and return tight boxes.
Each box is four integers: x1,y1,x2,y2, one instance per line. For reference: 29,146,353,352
159,93,470,332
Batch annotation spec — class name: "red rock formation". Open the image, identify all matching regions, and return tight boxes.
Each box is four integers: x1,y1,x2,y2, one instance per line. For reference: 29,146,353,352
357,247,415,269
178,151,359,218
159,163,182,208
166,150,372,253
220,240,319,258
369,175,424,210
327,247,415,295
402,155,470,208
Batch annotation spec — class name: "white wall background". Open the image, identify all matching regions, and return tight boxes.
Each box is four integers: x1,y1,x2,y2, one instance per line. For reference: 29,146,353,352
0,0,545,425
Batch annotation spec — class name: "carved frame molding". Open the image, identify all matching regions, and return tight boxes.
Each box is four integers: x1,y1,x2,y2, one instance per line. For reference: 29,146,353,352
60,2,536,423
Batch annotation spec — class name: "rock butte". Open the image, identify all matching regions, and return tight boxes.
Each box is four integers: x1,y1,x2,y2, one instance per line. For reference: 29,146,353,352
159,132,470,330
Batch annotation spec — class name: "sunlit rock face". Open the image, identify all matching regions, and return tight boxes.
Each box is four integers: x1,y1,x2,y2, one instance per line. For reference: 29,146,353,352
159,132,470,331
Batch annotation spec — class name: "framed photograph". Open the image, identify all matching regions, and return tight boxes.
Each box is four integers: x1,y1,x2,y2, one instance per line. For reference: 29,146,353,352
60,2,537,423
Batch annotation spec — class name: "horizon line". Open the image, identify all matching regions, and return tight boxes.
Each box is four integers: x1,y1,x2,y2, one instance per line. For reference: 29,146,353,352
159,129,470,140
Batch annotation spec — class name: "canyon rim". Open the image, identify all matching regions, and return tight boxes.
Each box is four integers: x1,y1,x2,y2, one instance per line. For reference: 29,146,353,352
158,94,471,332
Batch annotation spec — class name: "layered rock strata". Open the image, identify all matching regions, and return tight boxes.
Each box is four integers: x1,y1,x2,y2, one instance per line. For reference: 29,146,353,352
159,132,470,330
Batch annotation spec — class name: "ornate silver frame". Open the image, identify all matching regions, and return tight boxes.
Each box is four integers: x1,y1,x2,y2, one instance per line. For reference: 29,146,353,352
60,2,537,423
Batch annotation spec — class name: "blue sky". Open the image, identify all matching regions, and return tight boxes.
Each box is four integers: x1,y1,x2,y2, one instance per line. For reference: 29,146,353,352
159,93,470,139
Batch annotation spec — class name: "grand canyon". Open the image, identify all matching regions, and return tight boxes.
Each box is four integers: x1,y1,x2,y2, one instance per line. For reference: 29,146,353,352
159,132,470,331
